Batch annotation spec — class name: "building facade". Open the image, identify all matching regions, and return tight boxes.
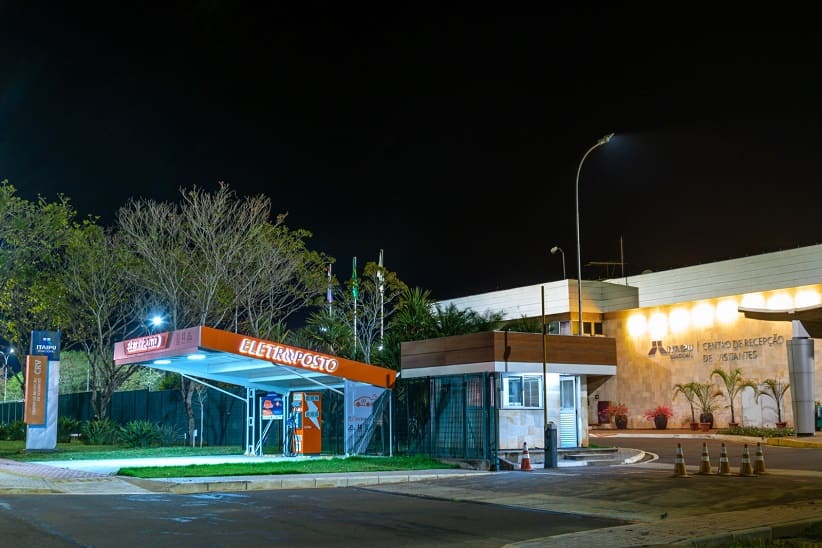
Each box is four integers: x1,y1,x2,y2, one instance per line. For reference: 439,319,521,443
401,244,821,453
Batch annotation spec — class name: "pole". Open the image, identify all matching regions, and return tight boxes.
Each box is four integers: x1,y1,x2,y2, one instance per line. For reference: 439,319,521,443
378,249,384,346
575,133,613,336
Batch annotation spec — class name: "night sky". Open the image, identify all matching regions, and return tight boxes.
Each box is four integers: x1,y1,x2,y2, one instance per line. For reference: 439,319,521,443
3,5,821,300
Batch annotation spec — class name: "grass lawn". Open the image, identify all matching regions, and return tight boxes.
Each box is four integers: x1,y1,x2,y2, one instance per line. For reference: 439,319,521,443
0,440,460,478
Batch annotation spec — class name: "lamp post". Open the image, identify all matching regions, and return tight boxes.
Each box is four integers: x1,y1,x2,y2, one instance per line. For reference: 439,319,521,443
1,347,14,402
575,133,614,336
550,246,566,279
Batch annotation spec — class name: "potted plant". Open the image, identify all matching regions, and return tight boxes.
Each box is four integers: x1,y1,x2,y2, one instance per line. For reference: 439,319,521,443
756,378,791,428
711,367,758,427
604,403,629,429
692,381,722,429
673,382,700,430
644,405,673,429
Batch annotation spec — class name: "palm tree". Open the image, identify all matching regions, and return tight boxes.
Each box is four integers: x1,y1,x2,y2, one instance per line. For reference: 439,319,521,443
711,367,758,426
756,378,791,425
691,381,723,427
673,382,698,425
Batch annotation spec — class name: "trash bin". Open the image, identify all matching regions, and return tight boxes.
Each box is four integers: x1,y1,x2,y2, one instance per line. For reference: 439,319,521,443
816,405,822,431
544,422,558,468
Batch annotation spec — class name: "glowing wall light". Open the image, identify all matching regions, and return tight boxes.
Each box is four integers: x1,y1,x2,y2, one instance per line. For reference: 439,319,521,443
766,293,793,310
668,307,690,333
153,359,171,365
187,354,207,360
648,312,668,340
740,293,765,309
794,289,821,308
716,299,739,323
627,314,647,337
692,302,714,328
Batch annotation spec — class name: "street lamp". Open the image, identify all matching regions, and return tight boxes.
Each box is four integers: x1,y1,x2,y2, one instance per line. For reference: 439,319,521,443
1,347,14,402
550,246,566,279
575,132,614,336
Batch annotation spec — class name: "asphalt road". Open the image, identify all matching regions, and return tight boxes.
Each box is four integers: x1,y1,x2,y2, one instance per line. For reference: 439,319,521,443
0,434,819,547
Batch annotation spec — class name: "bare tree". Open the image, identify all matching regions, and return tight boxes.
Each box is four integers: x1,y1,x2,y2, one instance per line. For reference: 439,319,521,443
62,224,145,418
117,182,326,440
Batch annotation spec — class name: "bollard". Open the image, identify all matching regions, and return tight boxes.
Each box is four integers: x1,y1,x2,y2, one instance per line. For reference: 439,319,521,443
544,422,558,468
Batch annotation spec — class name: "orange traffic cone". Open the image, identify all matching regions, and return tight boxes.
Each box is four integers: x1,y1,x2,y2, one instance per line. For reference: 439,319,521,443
738,444,756,477
697,442,713,475
753,442,767,475
718,442,733,476
520,442,533,471
673,443,689,477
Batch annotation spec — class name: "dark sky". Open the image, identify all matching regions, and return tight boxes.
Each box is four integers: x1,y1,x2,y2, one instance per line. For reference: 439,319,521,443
3,5,821,300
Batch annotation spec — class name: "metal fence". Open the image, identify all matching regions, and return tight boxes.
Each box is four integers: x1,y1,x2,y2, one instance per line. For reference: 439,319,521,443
0,372,497,462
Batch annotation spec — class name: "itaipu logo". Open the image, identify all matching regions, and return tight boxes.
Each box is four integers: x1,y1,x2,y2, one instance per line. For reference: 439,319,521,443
647,340,668,356
648,339,694,360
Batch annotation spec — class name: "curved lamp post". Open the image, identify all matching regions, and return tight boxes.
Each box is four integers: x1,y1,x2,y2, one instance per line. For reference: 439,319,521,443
550,246,566,279
575,133,614,336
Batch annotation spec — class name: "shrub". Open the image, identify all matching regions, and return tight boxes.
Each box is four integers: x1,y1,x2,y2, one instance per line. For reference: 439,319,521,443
5,420,26,441
58,417,82,443
118,420,162,448
156,423,184,446
81,418,119,445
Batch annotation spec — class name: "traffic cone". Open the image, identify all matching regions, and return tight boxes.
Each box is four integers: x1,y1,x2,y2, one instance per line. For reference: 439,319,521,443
753,442,767,475
697,442,713,475
520,442,533,471
738,444,756,477
673,443,689,477
718,443,733,476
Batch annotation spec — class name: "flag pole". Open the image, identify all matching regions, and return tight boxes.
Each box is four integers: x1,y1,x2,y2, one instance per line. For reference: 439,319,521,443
352,256,358,358
378,249,384,347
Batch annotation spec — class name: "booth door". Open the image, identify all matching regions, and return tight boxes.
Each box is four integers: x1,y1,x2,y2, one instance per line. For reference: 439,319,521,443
559,375,578,448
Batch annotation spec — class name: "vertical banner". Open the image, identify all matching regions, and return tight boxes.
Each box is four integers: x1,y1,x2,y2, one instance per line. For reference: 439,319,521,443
24,355,48,425
344,380,387,455
26,330,61,451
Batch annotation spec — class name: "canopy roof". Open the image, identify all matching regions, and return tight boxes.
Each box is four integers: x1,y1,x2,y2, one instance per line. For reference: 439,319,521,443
113,326,397,393
738,304,822,338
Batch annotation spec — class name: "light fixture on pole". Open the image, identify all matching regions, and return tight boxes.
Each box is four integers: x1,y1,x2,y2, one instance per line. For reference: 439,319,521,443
550,246,566,279
575,132,614,336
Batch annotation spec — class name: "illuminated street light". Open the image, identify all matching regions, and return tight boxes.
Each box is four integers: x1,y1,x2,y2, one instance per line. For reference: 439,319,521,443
550,246,566,279
575,133,614,336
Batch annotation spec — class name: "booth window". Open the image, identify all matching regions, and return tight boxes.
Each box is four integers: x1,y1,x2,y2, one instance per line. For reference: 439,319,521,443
502,375,543,408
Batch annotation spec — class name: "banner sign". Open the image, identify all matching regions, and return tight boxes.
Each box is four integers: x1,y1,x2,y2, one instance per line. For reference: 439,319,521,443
125,333,169,355
31,331,60,361
24,355,48,425
261,393,283,420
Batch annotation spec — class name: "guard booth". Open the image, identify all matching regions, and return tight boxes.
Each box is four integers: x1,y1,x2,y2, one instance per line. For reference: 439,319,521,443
114,326,397,456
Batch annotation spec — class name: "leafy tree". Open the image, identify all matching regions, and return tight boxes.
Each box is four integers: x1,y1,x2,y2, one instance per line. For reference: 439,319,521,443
0,180,77,394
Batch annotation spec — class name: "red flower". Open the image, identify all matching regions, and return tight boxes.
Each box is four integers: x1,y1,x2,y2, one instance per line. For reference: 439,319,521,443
644,405,673,421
